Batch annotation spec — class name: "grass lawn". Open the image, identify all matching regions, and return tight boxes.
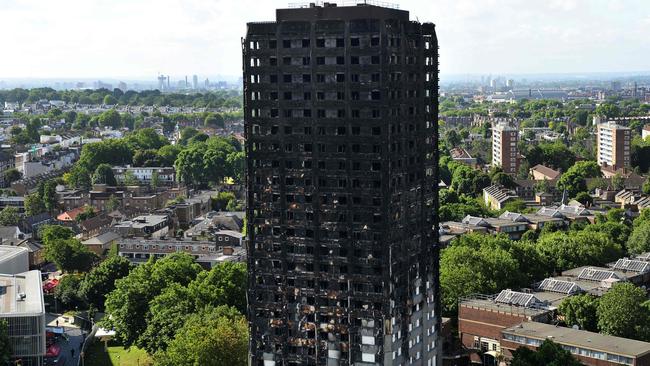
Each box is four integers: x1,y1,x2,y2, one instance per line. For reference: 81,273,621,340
84,341,153,366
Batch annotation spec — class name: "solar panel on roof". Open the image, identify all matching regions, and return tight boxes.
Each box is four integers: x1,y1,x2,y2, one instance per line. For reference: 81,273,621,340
494,290,541,307
538,278,581,294
577,267,619,282
612,259,650,273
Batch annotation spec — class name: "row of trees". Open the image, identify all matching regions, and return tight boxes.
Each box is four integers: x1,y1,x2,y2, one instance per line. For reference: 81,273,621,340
62,128,245,189
559,283,650,342
0,88,242,109
440,207,650,315
102,254,247,365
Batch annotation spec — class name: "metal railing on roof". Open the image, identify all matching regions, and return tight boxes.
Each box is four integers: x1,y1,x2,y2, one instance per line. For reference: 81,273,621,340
288,0,400,9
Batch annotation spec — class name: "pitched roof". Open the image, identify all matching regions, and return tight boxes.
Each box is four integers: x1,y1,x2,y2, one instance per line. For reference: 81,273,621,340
56,206,86,221
82,231,121,246
495,289,543,307
530,164,561,179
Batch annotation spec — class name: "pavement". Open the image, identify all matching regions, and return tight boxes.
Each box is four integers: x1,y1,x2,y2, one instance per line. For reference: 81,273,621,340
46,314,86,366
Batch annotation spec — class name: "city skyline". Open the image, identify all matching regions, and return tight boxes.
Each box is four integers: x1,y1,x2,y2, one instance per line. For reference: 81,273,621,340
2,0,649,80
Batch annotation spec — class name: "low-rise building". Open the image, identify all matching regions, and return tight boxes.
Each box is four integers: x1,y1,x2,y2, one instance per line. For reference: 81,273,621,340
0,270,46,366
0,246,29,274
112,166,175,186
501,322,650,366
116,238,245,268
483,185,518,210
529,164,561,181
113,214,170,239
449,147,477,167
82,231,121,256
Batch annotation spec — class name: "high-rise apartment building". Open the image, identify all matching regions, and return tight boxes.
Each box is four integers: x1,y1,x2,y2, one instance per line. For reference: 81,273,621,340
243,2,439,365
597,122,631,170
492,121,519,174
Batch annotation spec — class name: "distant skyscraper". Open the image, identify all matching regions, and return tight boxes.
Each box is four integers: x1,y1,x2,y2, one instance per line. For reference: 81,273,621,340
597,122,631,170
192,75,198,90
244,2,439,365
492,121,519,174
506,79,514,89
204,78,210,89
118,81,127,91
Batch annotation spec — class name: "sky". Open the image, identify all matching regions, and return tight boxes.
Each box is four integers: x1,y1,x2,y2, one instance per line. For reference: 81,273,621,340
1,0,649,80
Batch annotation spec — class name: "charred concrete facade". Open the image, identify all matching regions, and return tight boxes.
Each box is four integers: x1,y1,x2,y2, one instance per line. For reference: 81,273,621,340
243,3,439,366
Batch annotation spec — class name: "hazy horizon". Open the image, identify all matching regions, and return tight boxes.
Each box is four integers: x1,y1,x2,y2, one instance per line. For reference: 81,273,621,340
2,0,649,80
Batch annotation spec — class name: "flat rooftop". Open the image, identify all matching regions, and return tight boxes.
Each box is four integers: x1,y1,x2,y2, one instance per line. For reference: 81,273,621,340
276,2,408,22
503,322,650,358
0,270,44,316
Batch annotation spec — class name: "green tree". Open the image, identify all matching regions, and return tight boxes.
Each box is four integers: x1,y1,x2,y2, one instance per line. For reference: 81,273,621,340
189,262,247,313
204,113,225,128
97,109,121,128
444,130,461,147
103,253,202,347
78,139,133,172
92,163,117,186
105,195,120,212
75,206,96,222
54,274,86,309
226,151,245,184
64,165,92,189
536,231,623,272
132,149,161,167
79,256,133,310
151,171,160,189
440,234,524,314
558,294,599,332
38,180,58,212
178,127,200,146
627,220,650,255
212,192,236,211
121,170,139,186
491,172,515,188
25,193,45,217
157,144,182,166
154,306,248,366
611,173,626,191
573,191,593,206
3,168,21,185
643,176,650,195
0,207,20,226
40,225,74,244
43,238,96,273
510,339,582,366
103,95,118,105
597,282,650,341
557,161,601,198
0,320,10,364
126,128,169,151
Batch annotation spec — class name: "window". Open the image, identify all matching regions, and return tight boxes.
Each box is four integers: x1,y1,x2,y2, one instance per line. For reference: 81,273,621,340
283,57,291,65
270,74,278,83
302,74,311,82
351,37,360,47
283,39,291,48
371,56,380,64
283,74,292,83
316,57,325,65
316,38,325,48
302,39,310,48
269,57,277,66
351,56,359,65
371,36,380,46
336,38,344,47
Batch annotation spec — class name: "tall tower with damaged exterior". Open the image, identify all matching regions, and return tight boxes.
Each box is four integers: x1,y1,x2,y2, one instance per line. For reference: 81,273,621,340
243,2,440,365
